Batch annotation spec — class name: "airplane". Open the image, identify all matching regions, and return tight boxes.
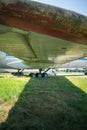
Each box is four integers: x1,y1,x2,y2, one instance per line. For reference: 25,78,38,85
0,51,29,76
0,0,87,77
61,57,87,75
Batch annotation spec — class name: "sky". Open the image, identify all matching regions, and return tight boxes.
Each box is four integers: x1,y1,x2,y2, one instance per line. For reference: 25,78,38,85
30,0,87,16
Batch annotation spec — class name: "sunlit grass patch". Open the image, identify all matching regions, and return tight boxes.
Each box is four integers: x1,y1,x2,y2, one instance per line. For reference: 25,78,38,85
0,77,29,103
66,76,87,93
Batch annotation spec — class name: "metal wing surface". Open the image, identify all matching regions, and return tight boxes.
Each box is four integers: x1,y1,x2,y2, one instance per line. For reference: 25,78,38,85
0,1,87,68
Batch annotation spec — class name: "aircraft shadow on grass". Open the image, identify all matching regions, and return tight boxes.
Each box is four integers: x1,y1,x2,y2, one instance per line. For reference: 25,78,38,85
0,77,87,130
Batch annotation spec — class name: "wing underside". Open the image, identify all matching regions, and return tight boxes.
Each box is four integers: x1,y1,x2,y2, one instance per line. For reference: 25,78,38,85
0,25,87,68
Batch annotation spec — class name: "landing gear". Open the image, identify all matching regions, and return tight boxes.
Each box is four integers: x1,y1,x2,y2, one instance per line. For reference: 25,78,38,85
84,72,87,75
29,73,36,78
12,69,24,76
42,72,48,78
84,68,87,75
29,72,48,78
29,68,49,78
36,72,48,78
36,73,42,78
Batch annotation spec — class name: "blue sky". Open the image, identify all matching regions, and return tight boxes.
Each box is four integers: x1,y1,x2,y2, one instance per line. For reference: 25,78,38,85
31,0,87,16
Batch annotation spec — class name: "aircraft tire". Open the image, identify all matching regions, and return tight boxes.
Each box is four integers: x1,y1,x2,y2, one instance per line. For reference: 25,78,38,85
29,73,48,78
29,73,36,78
42,73,48,78
84,72,87,75
36,73,42,78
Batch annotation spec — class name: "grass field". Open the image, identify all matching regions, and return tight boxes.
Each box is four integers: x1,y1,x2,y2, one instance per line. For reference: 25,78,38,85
0,74,87,130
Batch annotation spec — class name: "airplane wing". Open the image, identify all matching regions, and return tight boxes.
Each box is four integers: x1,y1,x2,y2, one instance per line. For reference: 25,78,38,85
0,0,87,68
0,51,29,69
61,57,87,68
7,60,30,69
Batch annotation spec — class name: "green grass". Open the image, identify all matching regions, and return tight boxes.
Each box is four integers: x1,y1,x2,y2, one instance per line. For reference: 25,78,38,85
0,77,29,103
67,76,87,93
0,75,87,130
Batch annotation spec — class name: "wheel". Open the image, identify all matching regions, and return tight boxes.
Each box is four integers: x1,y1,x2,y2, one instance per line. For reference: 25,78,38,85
42,73,48,78
29,73,36,78
36,73,42,78
18,72,23,76
84,72,87,75
12,72,16,76
12,72,23,76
